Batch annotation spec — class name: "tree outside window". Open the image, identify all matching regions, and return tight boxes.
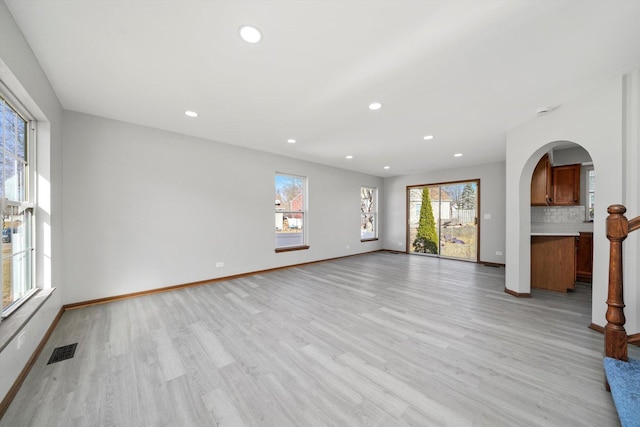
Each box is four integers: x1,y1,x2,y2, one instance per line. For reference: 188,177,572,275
413,187,438,254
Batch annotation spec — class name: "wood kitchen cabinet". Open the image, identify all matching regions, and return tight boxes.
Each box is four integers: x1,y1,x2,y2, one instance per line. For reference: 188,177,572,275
576,232,593,282
531,154,552,206
531,235,576,292
552,164,581,205
530,155,581,206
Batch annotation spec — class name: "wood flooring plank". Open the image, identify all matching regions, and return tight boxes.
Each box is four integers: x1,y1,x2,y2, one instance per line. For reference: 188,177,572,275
203,387,246,427
225,292,262,314
218,363,297,427
152,328,187,382
224,282,251,299
190,321,235,368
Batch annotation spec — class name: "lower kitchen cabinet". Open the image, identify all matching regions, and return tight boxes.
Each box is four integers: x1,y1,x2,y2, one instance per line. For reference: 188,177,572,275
531,235,576,292
576,232,593,282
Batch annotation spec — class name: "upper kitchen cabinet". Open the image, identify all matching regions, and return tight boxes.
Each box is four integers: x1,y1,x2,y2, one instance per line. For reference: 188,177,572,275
530,148,583,206
552,164,581,205
531,153,552,206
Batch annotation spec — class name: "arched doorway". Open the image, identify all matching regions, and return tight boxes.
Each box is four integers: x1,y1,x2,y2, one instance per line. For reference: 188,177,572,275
527,142,595,307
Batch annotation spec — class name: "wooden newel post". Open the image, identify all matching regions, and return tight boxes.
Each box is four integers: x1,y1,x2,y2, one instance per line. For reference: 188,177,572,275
605,204,628,362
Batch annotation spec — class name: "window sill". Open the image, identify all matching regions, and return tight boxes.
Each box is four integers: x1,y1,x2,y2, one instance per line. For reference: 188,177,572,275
275,245,310,253
361,238,379,242
0,288,55,353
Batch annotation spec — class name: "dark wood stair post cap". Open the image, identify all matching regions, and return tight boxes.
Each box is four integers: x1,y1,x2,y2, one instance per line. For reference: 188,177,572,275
608,205,626,215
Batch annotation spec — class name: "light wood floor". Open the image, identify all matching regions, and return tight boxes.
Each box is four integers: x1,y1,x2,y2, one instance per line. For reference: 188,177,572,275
2,252,636,426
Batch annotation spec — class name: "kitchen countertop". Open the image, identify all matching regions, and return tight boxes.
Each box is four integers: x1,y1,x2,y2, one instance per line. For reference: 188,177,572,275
531,231,580,236
531,222,594,236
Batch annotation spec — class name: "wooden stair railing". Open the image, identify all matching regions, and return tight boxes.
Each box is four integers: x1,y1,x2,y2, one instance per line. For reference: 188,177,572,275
605,204,640,362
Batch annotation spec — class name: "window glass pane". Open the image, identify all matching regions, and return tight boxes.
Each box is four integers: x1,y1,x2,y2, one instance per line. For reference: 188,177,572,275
2,208,32,311
0,148,4,200
587,169,595,219
3,252,29,311
275,174,304,211
16,160,25,201
361,187,375,213
17,119,26,161
3,104,16,154
4,208,29,255
0,102,3,150
275,213,304,247
361,214,375,239
0,99,28,201
4,156,17,200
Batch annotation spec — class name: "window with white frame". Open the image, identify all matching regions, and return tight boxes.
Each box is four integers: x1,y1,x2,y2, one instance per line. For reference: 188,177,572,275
361,186,377,240
275,173,307,251
1,94,35,318
588,168,595,220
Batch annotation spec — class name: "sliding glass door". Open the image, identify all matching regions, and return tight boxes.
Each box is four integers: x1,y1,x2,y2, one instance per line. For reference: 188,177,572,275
407,180,479,262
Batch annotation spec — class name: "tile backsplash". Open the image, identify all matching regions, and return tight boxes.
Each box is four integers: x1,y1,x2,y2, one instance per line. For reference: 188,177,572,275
531,206,586,223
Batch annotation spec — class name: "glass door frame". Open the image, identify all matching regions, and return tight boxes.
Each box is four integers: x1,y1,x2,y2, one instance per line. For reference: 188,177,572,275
405,179,480,262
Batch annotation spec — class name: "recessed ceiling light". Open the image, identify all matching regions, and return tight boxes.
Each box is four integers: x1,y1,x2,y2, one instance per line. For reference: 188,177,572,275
239,25,262,43
368,102,382,111
346,155,353,159
383,166,390,169
185,110,198,117
287,139,296,144
454,153,463,157
423,135,434,140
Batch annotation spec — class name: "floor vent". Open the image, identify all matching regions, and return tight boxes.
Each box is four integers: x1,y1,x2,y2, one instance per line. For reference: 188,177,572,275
47,343,78,365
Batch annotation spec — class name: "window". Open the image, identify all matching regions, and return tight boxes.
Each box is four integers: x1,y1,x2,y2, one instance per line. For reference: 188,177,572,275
275,173,308,251
361,186,377,240
588,168,595,220
1,94,35,318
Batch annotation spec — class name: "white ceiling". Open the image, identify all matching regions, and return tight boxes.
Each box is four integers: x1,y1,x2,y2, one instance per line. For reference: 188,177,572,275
6,1,640,177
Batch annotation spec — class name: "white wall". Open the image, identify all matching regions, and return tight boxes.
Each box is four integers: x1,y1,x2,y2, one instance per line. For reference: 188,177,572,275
382,161,506,264
552,146,592,166
0,2,63,402
622,70,640,336
505,75,640,334
62,111,383,304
